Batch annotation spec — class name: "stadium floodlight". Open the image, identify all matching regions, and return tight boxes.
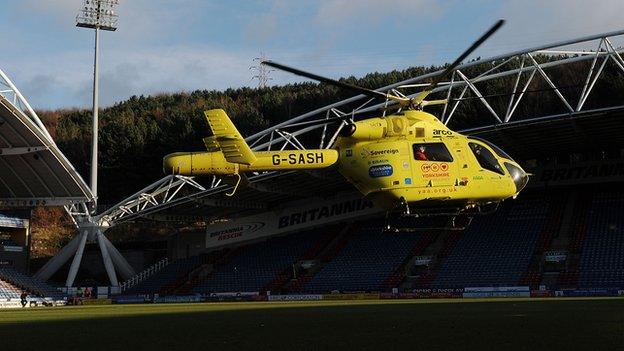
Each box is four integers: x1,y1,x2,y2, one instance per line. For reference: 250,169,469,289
76,0,119,212
76,0,119,31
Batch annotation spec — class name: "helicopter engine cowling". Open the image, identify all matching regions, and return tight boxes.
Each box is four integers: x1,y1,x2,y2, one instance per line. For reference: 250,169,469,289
339,118,387,141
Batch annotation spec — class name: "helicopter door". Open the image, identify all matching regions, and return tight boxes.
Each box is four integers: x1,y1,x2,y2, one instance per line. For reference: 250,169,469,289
468,142,505,176
450,140,468,186
411,142,457,188
467,141,507,193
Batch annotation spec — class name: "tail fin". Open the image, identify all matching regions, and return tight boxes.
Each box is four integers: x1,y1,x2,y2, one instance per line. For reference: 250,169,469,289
204,109,257,165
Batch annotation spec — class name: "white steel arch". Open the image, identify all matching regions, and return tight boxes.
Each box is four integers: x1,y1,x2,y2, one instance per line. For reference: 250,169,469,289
96,28,624,227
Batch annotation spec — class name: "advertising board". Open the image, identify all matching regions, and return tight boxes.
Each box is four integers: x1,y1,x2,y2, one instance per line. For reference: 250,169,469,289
205,194,382,249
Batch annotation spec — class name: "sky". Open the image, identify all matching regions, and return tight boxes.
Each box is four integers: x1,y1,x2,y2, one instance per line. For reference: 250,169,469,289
1,0,624,110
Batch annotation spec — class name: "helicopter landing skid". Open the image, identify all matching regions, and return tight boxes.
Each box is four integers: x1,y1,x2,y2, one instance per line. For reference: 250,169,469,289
394,201,500,217
383,215,472,232
382,201,499,232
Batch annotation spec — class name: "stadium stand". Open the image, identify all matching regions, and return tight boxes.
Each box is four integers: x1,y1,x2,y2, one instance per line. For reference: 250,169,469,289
519,192,566,288
0,268,65,300
431,195,550,288
577,190,624,288
0,278,23,300
114,186,624,297
556,191,592,288
263,229,338,293
192,230,325,293
280,230,346,293
300,225,424,293
410,231,463,289
380,232,437,290
124,255,203,295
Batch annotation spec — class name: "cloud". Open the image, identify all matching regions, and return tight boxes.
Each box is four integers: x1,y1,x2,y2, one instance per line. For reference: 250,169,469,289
3,42,256,108
9,0,215,46
1,0,254,108
24,74,61,100
314,0,446,28
493,0,624,48
244,0,449,50
13,0,80,23
240,0,453,77
244,0,295,45
82,45,254,107
113,0,210,45
113,45,252,100
5,0,624,110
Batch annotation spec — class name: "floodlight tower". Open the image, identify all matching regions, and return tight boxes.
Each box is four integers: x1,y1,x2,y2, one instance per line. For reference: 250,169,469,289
76,0,119,212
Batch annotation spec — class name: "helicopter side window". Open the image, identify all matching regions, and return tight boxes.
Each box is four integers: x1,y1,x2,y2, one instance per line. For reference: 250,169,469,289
469,142,505,175
469,137,512,160
412,143,453,162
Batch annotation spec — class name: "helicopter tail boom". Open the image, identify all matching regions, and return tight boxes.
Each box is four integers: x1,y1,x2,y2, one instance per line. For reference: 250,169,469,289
162,109,339,176
163,149,338,176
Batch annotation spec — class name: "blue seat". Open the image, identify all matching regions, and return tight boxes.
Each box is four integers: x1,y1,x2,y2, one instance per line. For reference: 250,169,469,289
302,227,422,293
577,192,624,289
431,196,549,288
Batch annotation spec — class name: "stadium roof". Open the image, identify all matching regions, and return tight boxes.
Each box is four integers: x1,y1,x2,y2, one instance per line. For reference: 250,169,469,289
0,75,93,207
98,29,624,227
100,105,624,226
465,106,624,161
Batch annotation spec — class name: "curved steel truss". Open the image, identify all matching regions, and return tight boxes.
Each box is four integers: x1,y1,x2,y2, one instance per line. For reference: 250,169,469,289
97,28,624,228
96,175,205,227
0,70,54,143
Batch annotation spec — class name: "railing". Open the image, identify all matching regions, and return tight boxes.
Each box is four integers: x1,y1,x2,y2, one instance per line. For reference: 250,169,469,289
120,258,169,292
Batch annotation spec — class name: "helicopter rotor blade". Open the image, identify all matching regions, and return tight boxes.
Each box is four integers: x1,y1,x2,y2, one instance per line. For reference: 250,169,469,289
262,60,409,105
411,19,505,106
420,99,448,107
278,114,354,129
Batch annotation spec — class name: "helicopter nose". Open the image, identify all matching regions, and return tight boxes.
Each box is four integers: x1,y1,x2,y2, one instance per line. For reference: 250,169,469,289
516,170,529,193
504,162,529,193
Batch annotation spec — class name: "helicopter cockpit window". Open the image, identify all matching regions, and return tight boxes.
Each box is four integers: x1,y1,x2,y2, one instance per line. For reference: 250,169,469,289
469,142,505,175
469,137,512,160
412,143,453,162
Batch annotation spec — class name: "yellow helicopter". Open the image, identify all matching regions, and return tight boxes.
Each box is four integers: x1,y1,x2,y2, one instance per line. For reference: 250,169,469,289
163,20,528,225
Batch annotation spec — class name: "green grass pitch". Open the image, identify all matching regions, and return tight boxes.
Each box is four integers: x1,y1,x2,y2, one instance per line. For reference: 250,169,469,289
0,298,622,351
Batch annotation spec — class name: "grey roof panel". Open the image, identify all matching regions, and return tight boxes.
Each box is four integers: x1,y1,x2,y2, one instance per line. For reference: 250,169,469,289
0,96,92,207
